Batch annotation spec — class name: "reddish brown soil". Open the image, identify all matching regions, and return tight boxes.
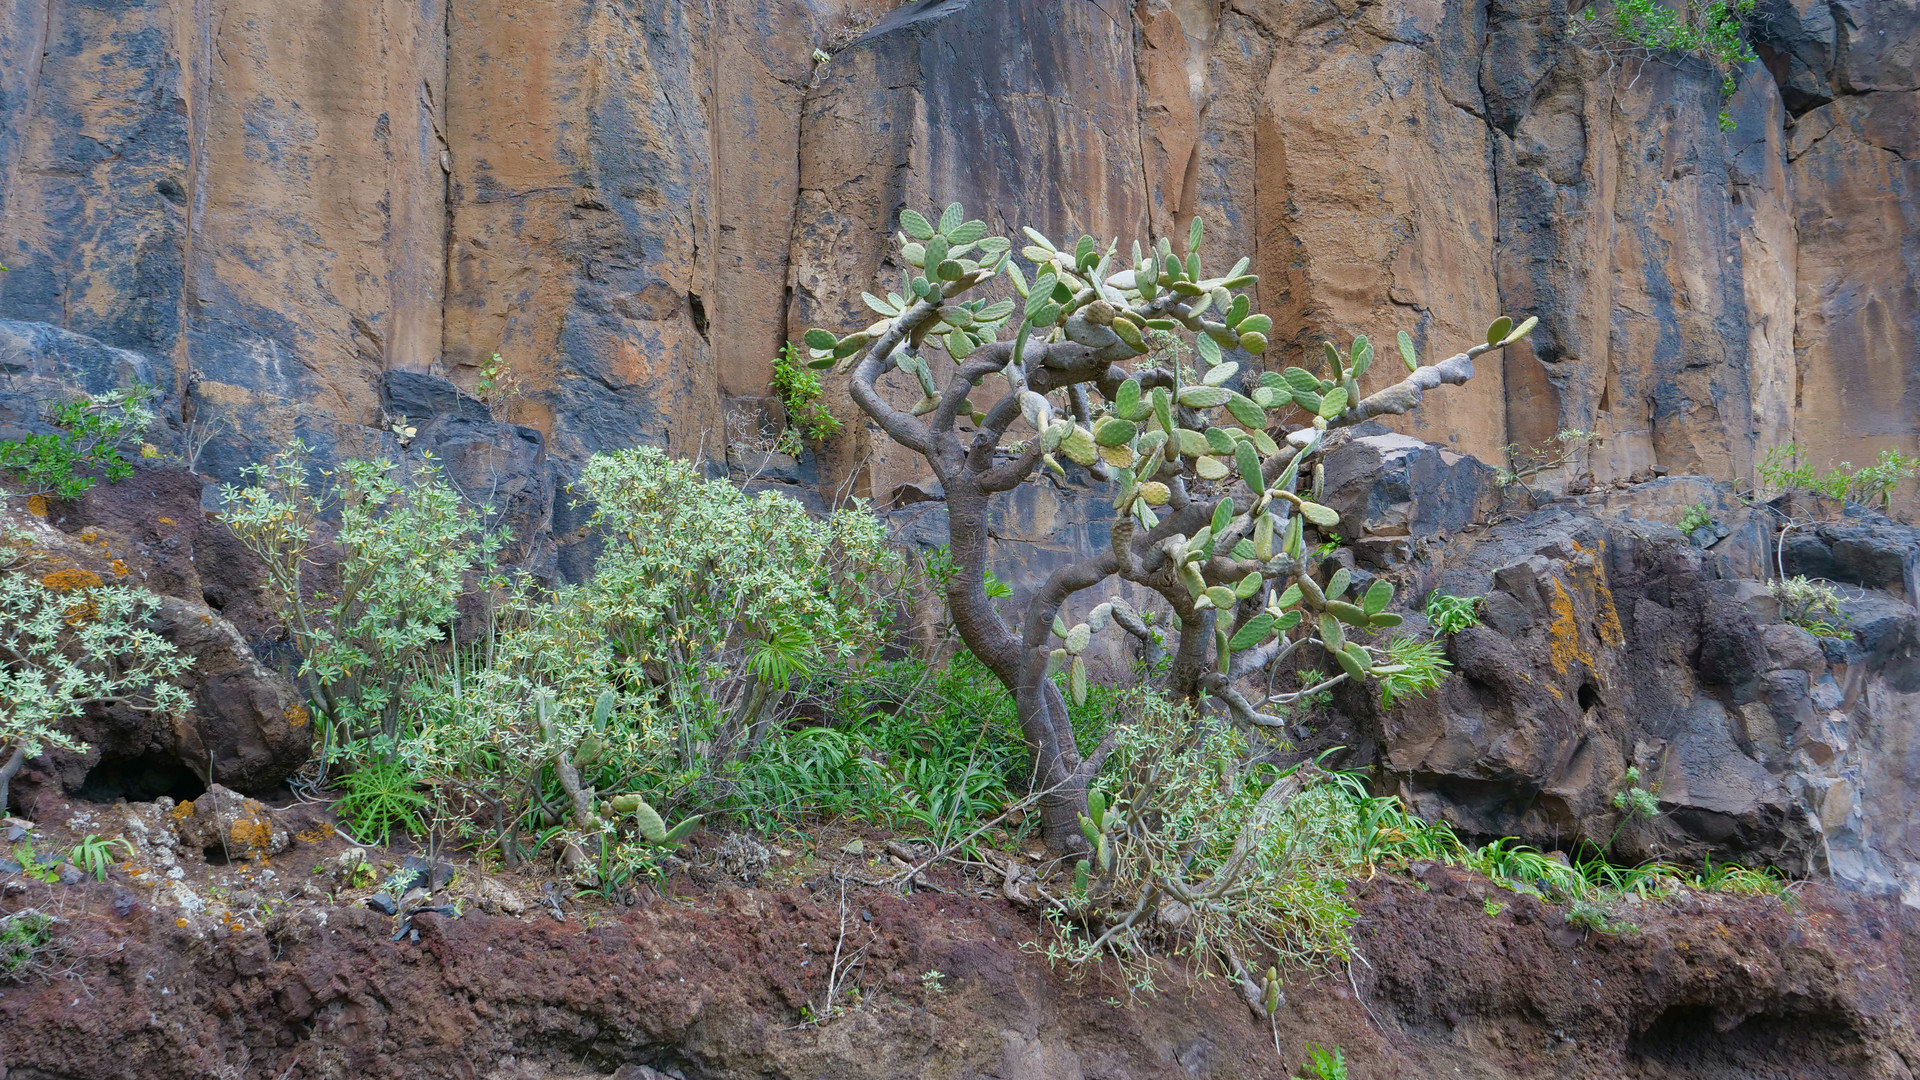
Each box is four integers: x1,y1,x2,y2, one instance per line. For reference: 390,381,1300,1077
2,809,1917,1080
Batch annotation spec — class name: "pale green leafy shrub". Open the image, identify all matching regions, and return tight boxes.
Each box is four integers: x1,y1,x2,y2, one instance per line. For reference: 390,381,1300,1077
1769,575,1850,639
0,569,191,808
219,442,500,752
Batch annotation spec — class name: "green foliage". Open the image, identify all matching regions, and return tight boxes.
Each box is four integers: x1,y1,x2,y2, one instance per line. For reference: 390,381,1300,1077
726,651,1025,837
1566,897,1635,935
332,447,908,870
772,342,843,445
1291,1043,1348,1080
475,353,524,421
67,834,133,882
1759,444,1919,510
1769,575,1850,639
0,388,155,499
1575,0,1758,129
1678,502,1714,536
0,569,191,795
0,909,58,982
1423,591,1482,635
333,759,429,845
1047,692,1384,994
1374,635,1449,710
219,442,501,752
1612,765,1661,820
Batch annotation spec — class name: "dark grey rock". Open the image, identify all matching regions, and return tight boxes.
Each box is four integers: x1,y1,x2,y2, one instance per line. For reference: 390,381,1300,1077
1320,433,1503,565
366,893,398,916
384,371,492,423
1780,510,1920,603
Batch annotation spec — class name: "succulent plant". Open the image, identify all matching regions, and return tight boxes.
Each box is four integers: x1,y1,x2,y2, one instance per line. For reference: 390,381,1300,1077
811,202,1536,851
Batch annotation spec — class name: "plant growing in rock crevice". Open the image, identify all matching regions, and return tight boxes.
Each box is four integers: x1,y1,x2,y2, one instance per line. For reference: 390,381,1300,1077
806,202,1537,850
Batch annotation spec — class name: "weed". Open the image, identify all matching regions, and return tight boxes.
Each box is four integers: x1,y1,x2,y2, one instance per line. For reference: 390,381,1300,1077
920,969,948,994
69,834,133,881
1566,898,1635,936
1572,0,1757,130
772,342,843,444
1769,576,1851,639
1291,1042,1348,1080
333,760,429,845
1423,592,1483,635
0,909,60,982
1678,502,1714,536
1759,443,1919,511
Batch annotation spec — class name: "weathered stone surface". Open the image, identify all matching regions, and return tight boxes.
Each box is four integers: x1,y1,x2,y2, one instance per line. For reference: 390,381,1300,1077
171,783,291,861
1780,509,1920,602
1320,431,1505,565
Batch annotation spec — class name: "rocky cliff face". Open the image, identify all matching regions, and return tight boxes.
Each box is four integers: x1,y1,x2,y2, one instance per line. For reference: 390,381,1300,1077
1,0,1914,518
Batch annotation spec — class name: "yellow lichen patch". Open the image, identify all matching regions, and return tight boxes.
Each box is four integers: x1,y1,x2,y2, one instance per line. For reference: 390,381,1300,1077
1547,577,1597,676
1568,539,1625,647
295,823,333,845
39,566,103,592
24,493,47,518
109,558,130,577
77,528,98,542
171,800,196,820
230,813,280,860
285,702,310,728
157,516,177,526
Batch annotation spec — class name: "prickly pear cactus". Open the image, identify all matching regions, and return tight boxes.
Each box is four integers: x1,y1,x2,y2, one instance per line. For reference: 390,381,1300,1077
809,202,1534,843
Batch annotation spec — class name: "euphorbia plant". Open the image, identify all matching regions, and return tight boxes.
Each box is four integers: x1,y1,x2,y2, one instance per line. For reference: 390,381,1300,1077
806,204,1536,851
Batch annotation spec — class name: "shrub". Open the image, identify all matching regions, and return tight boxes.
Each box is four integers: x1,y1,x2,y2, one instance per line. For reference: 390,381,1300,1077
0,569,192,810
1572,0,1758,131
1769,575,1849,639
0,388,155,500
1423,591,1483,635
219,442,500,754
771,341,843,446
804,202,1535,851
1759,443,1919,511
375,447,906,870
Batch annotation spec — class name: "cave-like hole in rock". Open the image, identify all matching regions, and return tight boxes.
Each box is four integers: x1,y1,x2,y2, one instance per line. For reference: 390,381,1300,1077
1577,681,1602,711
1630,1004,1859,1079
77,753,206,804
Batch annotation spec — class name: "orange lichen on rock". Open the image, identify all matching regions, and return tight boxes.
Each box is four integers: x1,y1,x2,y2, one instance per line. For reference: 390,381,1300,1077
1546,578,1596,676
1569,540,1625,647
24,493,47,518
39,566,103,591
285,702,309,728
109,558,130,577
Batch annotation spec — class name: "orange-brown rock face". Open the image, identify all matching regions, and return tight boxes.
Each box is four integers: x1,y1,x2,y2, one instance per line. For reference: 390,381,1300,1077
0,0,1914,522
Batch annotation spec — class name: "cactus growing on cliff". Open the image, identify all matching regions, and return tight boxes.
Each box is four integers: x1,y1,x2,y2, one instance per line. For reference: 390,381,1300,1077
809,204,1536,850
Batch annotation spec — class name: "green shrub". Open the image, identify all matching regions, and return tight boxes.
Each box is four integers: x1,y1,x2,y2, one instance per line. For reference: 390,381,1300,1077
771,342,842,446
360,447,906,869
219,442,501,754
1759,443,1919,510
1423,591,1482,635
1573,0,1757,130
0,569,192,810
0,388,155,499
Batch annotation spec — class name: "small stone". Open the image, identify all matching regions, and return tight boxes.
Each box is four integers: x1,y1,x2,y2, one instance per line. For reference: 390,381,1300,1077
0,859,20,875
839,839,865,856
367,893,398,916
58,864,87,886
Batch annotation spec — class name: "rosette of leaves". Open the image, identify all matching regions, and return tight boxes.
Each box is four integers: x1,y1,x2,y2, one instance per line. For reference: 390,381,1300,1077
807,202,1536,850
